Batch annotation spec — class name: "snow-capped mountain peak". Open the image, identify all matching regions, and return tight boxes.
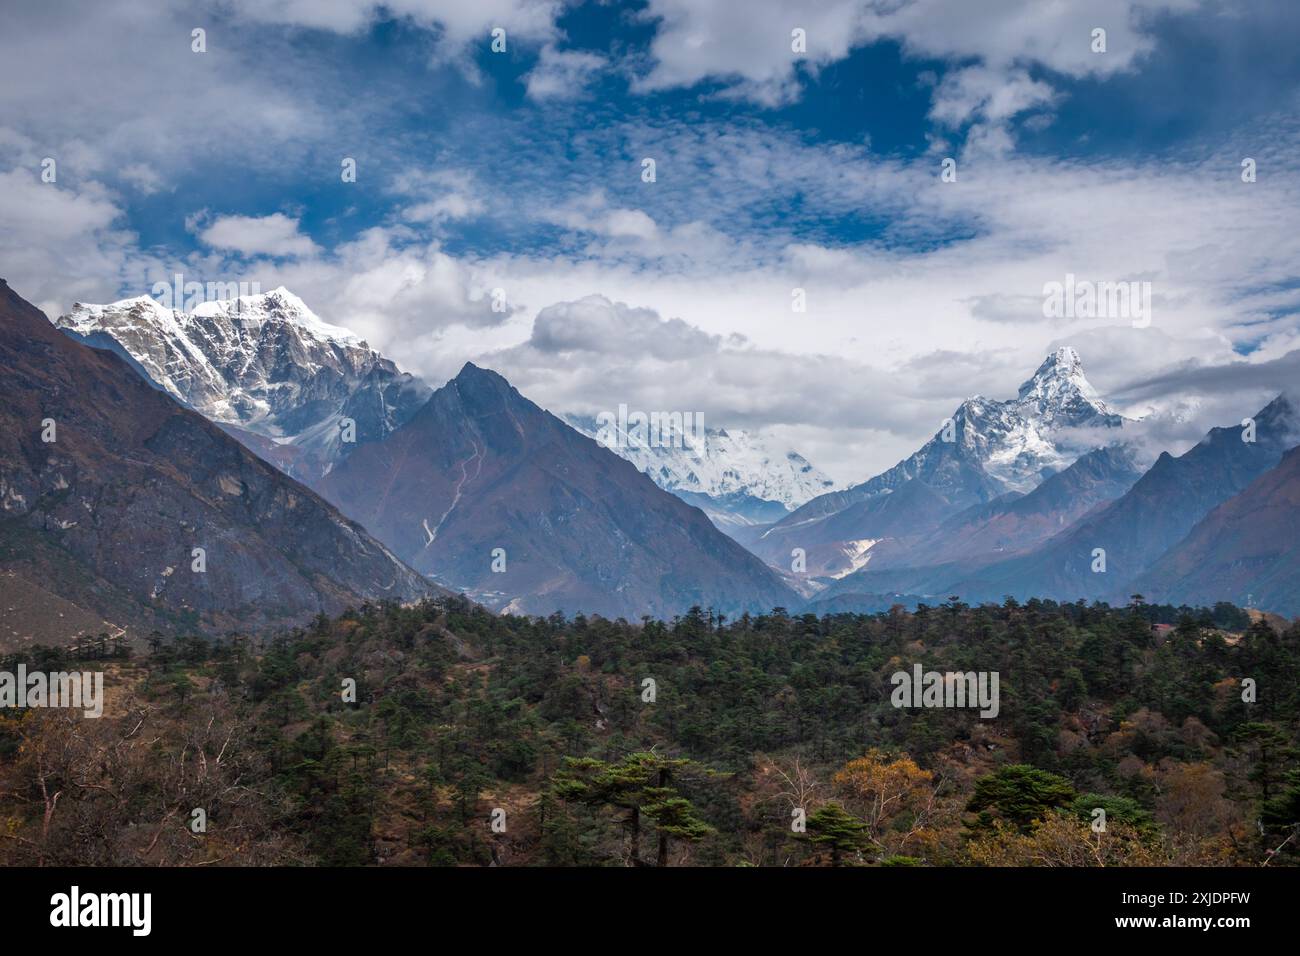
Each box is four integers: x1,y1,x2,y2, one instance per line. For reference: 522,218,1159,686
1015,345,1114,422
835,346,1125,502
952,347,1125,490
191,286,363,346
564,414,836,512
53,288,430,483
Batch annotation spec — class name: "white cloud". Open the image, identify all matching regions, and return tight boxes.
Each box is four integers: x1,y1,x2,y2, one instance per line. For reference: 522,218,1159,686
389,168,486,226
219,0,565,84
527,294,719,359
0,166,151,318
543,190,660,241
865,0,1201,148
927,65,1058,155
195,213,320,259
482,293,921,484
858,0,1198,78
119,163,165,195
634,0,868,106
525,45,607,101
633,0,1199,147
222,0,563,47
0,1,325,181
404,194,483,223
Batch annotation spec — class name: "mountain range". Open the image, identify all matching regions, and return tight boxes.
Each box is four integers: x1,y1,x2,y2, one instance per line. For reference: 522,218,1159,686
49,287,805,623
5,279,1296,645
56,290,833,527
809,393,1298,613
564,414,836,533
743,347,1128,578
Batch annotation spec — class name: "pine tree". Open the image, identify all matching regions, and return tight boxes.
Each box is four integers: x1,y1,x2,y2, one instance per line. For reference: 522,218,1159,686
551,752,713,865
803,803,875,866
966,765,1076,831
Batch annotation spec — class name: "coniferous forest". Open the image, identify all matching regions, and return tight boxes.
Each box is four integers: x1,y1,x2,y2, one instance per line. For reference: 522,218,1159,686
3,597,1297,868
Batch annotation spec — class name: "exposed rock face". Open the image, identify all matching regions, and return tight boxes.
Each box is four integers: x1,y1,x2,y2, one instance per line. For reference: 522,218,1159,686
320,363,797,619
55,288,430,483
0,279,434,646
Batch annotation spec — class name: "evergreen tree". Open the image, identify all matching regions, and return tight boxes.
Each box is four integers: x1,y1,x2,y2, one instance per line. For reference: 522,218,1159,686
966,765,1077,831
803,803,876,866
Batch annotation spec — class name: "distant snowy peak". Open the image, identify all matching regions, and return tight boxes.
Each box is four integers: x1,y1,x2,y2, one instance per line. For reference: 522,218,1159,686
1015,346,1117,424
59,288,373,412
191,286,364,346
565,414,836,510
941,347,1126,492
54,288,430,483
828,346,1126,506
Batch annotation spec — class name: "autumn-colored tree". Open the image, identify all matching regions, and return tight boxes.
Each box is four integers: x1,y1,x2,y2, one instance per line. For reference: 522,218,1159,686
0,695,302,866
965,813,1161,867
833,749,937,846
1152,761,1241,847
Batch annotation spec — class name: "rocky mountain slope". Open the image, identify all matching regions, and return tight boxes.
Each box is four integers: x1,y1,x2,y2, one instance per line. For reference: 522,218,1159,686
1133,442,1300,615
55,288,429,483
854,443,1145,576
0,279,434,647
319,363,797,619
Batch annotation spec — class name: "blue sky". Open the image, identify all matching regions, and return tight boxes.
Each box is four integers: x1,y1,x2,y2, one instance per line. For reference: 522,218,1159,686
103,1,1300,259
2,0,1299,480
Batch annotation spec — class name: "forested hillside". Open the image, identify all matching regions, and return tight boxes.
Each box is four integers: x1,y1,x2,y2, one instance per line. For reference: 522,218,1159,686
3,598,1297,867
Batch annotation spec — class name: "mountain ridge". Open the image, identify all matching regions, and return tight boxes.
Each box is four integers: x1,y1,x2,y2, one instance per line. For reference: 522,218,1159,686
748,346,1126,577
1132,429,1300,615
0,278,436,647
55,288,431,484
319,361,798,619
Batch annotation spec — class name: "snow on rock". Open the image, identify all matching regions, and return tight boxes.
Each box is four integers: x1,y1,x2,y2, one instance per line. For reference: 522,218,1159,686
565,414,837,511
54,288,430,482
934,346,1126,494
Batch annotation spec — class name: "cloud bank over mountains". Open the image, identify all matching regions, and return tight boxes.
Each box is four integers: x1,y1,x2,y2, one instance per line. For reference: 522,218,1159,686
1,0,1298,481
